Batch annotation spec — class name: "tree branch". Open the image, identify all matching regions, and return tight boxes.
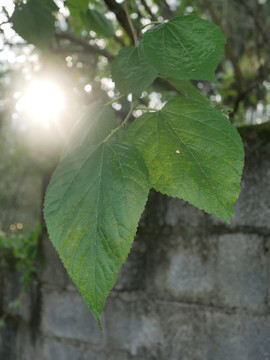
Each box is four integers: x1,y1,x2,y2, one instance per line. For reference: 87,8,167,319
54,32,115,61
140,0,158,21
103,0,134,42
124,0,138,45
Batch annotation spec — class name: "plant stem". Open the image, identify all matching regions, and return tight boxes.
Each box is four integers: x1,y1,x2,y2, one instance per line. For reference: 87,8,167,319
105,94,125,106
124,0,139,46
101,105,134,144
141,21,162,29
135,106,158,112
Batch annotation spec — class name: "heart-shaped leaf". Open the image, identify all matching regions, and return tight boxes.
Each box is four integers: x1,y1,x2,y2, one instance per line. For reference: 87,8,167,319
125,98,244,222
142,15,226,82
44,142,150,327
112,45,158,95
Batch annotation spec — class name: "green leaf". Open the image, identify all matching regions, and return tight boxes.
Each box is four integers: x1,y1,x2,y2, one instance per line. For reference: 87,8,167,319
66,0,89,11
44,0,59,12
66,0,89,34
62,101,118,157
83,9,115,38
142,15,226,82
167,78,209,104
112,45,158,95
44,142,150,326
10,0,56,49
125,98,244,222
68,8,86,35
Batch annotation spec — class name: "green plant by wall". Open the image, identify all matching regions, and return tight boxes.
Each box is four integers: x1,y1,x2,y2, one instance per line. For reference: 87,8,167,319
7,1,244,329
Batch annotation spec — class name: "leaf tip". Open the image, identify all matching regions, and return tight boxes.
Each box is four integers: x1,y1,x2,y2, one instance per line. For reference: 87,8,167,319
96,315,103,331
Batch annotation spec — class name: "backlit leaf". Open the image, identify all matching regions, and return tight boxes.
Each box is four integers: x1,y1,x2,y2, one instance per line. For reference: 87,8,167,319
10,0,56,49
142,15,226,82
112,45,158,95
125,98,244,222
167,78,209,104
83,9,115,38
62,101,118,157
66,0,89,11
44,142,150,326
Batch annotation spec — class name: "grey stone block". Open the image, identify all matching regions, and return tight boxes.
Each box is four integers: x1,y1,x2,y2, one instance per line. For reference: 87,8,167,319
0,321,17,360
39,234,70,287
114,238,147,291
146,235,218,304
42,289,105,345
105,296,164,358
163,197,208,229
216,233,268,310
108,352,149,360
207,311,270,360
157,303,211,360
147,232,268,311
43,339,106,360
229,156,270,229
15,323,41,360
106,301,211,360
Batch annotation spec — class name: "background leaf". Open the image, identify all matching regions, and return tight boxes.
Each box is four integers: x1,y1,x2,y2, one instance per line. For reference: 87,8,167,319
44,142,150,326
167,78,209,104
44,0,59,12
125,98,244,222
82,9,115,38
62,101,118,157
112,45,158,95
142,15,226,82
10,0,56,49
66,0,89,11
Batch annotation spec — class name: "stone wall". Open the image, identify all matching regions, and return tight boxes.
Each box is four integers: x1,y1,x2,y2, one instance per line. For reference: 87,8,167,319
1,124,270,360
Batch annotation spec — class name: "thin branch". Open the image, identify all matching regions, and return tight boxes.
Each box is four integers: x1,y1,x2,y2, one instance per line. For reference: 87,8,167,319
155,0,173,19
101,104,134,144
142,21,162,30
1,6,11,21
105,94,125,106
103,0,134,42
140,0,158,21
124,0,138,46
135,106,158,111
54,32,115,61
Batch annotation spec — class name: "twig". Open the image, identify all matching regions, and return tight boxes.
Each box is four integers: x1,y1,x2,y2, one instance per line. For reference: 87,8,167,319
140,0,158,21
124,1,138,46
135,106,158,111
105,94,125,106
103,0,134,42
55,32,115,61
141,21,162,30
101,104,134,144
155,0,173,19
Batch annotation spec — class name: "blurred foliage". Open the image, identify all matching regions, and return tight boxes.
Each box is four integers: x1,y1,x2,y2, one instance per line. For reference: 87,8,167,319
0,225,41,290
0,0,269,127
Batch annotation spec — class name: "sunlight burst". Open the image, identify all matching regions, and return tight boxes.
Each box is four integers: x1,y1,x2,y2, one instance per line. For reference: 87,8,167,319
16,80,65,129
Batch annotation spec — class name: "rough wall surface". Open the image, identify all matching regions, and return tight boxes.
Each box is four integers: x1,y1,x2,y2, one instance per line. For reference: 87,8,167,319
1,124,270,360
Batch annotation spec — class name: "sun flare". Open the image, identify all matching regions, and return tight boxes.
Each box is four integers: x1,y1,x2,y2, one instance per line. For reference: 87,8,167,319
16,80,65,129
